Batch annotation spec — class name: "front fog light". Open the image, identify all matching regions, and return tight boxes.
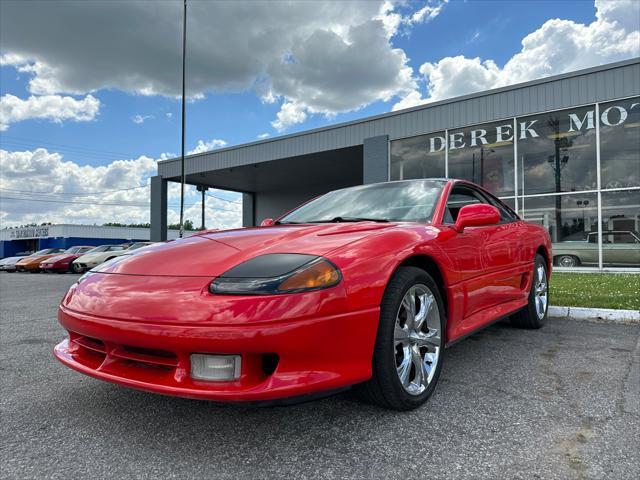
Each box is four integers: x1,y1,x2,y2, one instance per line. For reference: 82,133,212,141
190,354,241,381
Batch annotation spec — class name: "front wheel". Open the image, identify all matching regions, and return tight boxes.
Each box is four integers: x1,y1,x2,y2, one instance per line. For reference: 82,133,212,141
555,254,579,268
356,266,445,410
511,254,549,329
71,263,83,273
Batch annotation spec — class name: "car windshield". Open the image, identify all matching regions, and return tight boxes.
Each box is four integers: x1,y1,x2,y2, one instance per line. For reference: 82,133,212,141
86,245,110,253
127,242,150,250
32,249,50,255
278,180,445,224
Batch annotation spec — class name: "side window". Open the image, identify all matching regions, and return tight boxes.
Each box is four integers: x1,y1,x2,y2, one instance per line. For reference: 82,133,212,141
485,196,518,223
444,186,486,224
613,232,636,244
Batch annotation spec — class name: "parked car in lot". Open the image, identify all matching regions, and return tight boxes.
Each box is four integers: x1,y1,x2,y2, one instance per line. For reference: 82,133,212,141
553,230,640,267
55,179,551,410
71,244,129,273
0,254,29,272
15,248,66,272
126,241,155,251
40,246,95,273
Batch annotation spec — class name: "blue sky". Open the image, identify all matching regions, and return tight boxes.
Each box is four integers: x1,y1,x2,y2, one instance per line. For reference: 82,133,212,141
0,0,638,227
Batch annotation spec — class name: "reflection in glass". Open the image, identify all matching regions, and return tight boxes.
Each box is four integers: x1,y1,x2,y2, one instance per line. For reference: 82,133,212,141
600,189,640,267
521,193,598,268
499,197,516,212
518,105,597,195
390,133,446,181
279,180,445,224
599,97,640,189
447,121,514,196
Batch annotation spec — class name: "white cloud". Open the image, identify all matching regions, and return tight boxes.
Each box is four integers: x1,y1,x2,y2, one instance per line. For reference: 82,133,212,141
394,0,640,109
132,114,154,124
0,94,100,131
408,0,448,26
0,148,241,228
257,133,270,139
188,139,228,155
0,0,433,131
271,102,308,132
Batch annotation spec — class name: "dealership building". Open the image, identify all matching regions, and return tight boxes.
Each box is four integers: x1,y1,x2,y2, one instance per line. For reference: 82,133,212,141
0,224,180,258
151,58,640,271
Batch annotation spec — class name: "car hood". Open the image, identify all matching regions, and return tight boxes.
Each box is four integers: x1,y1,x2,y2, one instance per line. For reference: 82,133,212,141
46,254,77,263
97,223,394,277
18,254,52,264
76,251,120,261
2,257,26,265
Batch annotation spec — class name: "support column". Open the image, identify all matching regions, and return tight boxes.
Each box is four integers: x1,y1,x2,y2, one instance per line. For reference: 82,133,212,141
150,176,168,241
363,135,389,184
242,192,255,227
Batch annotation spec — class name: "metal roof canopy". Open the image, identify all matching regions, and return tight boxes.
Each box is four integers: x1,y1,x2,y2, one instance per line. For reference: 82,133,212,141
180,145,363,193
157,58,640,185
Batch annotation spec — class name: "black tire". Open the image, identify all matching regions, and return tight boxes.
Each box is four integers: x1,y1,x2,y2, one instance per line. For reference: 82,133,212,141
511,254,549,329
71,263,83,273
356,266,446,411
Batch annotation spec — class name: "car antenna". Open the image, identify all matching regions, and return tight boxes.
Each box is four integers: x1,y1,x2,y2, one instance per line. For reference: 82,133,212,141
178,0,187,238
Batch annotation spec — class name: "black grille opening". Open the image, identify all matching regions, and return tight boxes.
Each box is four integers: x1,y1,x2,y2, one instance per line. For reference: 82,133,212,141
262,354,279,376
123,345,176,359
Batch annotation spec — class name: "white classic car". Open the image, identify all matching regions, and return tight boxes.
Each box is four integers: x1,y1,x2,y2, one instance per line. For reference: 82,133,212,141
71,245,128,273
71,242,154,273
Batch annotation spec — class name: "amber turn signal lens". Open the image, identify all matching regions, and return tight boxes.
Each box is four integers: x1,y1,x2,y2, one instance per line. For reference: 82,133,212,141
277,259,340,292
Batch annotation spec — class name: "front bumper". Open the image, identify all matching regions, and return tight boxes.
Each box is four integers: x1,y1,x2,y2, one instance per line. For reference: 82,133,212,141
54,304,379,402
73,261,96,270
41,262,68,271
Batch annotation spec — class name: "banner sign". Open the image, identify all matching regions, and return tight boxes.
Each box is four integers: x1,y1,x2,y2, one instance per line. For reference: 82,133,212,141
8,226,50,239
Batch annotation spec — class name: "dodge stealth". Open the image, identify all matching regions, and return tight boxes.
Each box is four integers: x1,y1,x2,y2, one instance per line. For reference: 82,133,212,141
54,179,551,410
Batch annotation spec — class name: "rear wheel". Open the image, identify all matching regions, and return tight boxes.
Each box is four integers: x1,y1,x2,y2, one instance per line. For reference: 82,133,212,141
511,254,548,329
357,266,445,410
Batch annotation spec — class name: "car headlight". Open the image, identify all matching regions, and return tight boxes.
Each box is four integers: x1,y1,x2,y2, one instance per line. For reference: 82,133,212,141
209,253,341,295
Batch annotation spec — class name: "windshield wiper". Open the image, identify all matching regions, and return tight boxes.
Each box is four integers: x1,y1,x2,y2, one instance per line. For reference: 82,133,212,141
310,216,390,223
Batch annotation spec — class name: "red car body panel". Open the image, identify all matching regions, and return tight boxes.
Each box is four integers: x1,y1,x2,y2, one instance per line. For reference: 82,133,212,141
54,180,551,401
40,248,93,272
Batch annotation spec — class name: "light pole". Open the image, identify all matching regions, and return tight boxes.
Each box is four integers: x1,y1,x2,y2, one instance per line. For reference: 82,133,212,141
196,185,208,230
178,0,187,238
471,147,495,186
577,199,589,229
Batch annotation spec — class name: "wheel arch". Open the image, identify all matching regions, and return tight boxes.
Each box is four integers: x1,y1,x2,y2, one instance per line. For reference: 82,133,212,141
392,254,448,320
536,245,552,273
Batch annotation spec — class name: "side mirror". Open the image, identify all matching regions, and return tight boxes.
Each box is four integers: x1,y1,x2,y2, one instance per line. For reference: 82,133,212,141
260,218,275,227
454,204,500,232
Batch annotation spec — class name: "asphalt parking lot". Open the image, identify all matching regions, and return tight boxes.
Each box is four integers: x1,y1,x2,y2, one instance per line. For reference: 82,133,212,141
1,273,638,479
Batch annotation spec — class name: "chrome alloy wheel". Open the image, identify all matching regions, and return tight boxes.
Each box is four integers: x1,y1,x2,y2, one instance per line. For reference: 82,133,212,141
534,264,548,320
394,284,441,396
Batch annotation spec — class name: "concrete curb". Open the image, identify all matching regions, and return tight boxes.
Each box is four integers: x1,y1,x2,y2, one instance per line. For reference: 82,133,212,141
548,306,640,324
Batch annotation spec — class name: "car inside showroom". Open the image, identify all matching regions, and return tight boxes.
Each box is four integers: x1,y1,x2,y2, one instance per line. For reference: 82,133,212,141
150,59,639,272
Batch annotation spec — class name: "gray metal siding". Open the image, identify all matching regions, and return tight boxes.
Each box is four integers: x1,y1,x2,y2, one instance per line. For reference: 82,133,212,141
158,59,640,179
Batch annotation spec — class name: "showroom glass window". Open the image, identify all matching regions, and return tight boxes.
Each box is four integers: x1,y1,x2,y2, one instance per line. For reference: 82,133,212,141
447,121,515,196
521,193,598,269
599,97,640,189
517,105,597,195
600,190,640,268
390,132,446,181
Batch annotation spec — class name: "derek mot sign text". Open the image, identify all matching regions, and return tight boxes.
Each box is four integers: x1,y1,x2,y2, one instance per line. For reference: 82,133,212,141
425,102,639,153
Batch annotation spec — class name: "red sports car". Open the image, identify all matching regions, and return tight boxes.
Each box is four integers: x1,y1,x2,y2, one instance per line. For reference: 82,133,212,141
40,246,95,273
54,179,551,410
